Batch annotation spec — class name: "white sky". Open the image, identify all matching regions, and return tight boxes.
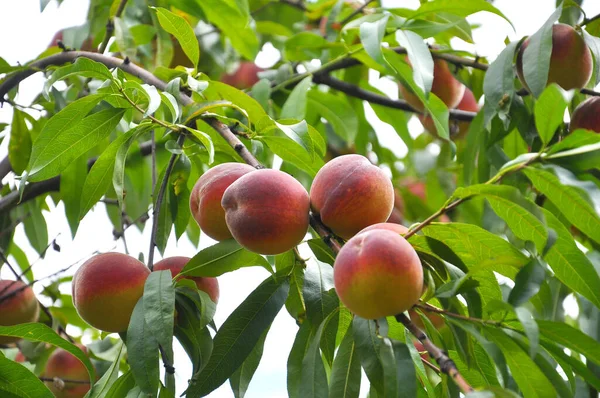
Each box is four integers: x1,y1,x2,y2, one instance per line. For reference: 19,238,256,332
1,0,598,397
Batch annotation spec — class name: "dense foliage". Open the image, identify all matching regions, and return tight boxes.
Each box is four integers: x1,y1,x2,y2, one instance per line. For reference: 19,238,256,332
1,0,600,397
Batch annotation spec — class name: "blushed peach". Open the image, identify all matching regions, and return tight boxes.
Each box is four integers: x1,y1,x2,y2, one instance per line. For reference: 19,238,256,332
0,280,39,344
570,97,600,133
44,345,91,398
419,87,479,138
153,256,219,303
221,62,263,89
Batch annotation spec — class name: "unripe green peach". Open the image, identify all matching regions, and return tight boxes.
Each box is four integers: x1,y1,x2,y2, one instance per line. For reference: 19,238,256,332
190,163,256,241
44,345,91,398
222,169,310,255
399,59,465,112
333,229,423,319
72,253,150,333
516,23,592,91
569,97,600,133
153,256,219,303
419,87,479,138
221,62,263,89
0,280,39,344
310,154,394,240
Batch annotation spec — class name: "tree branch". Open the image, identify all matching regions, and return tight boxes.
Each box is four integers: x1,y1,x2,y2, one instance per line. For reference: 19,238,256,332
98,0,129,54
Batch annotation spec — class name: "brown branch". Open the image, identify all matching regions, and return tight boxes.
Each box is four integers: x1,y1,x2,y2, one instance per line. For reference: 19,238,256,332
200,117,263,169
98,0,129,54
309,214,343,253
396,313,473,393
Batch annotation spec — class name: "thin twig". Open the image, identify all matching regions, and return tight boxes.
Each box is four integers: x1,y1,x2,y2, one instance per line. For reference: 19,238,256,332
147,133,186,270
339,0,376,25
0,249,22,280
98,0,129,54
39,376,89,384
38,301,75,343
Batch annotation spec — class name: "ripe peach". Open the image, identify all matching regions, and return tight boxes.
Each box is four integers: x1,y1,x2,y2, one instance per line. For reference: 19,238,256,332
0,280,39,344
153,256,219,303
359,222,408,235
419,87,479,138
44,345,91,398
333,229,423,319
516,23,592,92
399,59,465,112
310,154,394,240
222,169,310,255
408,308,445,330
221,62,263,89
190,163,256,241
569,97,600,133
72,253,150,333
14,351,26,363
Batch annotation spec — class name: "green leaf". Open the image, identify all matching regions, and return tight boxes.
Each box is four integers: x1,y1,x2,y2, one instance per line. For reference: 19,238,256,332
127,298,160,395
307,90,358,144
29,107,125,181
546,129,600,155
515,307,539,358
395,29,434,96
534,84,570,146
60,155,87,236
485,328,555,398
113,125,151,208
359,15,390,67
508,258,546,307
407,0,513,28
203,81,269,126
525,167,600,245
79,128,137,219
287,322,312,398
0,354,54,397
8,109,32,175
180,125,215,165
87,342,126,398
274,119,315,160
151,7,199,69
521,5,562,97
582,29,600,86
329,327,361,398
284,32,331,61
181,239,271,278
280,77,312,120
197,0,258,60
44,58,113,96
379,338,416,398
422,223,529,278
299,312,337,398
185,274,289,396
302,260,337,328
259,135,324,177
229,330,267,398
0,323,95,385
143,271,176,364
537,320,600,365
352,317,384,395
22,201,48,256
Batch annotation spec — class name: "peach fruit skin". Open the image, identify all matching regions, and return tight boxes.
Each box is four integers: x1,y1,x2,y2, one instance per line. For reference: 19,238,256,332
310,154,394,240
221,62,263,90
570,97,600,133
360,222,408,235
222,169,310,255
44,345,90,398
72,253,150,333
399,59,465,113
190,163,256,241
419,87,479,138
333,229,423,319
0,280,39,344
153,256,220,303
516,23,592,91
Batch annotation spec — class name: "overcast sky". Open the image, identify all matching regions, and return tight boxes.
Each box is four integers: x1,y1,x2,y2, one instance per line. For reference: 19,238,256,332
1,0,599,397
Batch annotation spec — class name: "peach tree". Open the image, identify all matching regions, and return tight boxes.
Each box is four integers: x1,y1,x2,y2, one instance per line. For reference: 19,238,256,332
1,0,600,397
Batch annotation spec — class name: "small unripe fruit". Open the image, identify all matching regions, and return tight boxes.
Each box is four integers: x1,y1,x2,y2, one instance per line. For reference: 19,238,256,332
359,222,408,235
190,163,256,241
419,87,479,138
408,308,445,330
570,97,600,133
222,169,310,255
399,59,465,112
72,253,150,333
221,62,263,90
0,280,39,344
516,23,592,92
333,229,423,319
153,256,220,303
44,345,91,398
310,154,394,240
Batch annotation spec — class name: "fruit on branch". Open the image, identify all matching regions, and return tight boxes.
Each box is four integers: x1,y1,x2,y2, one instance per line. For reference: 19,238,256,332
569,97,600,133
190,163,256,241
516,23,592,91
359,222,408,235
419,87,479,138
43,345,91,398
72,253,150,333
221,62,263,89
0,280,40,344
222,169,310,255
333,229,423,319
399,59,465,113
408,308,445,330
310,154,394,239
153,256,220,303
14,351,26,363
